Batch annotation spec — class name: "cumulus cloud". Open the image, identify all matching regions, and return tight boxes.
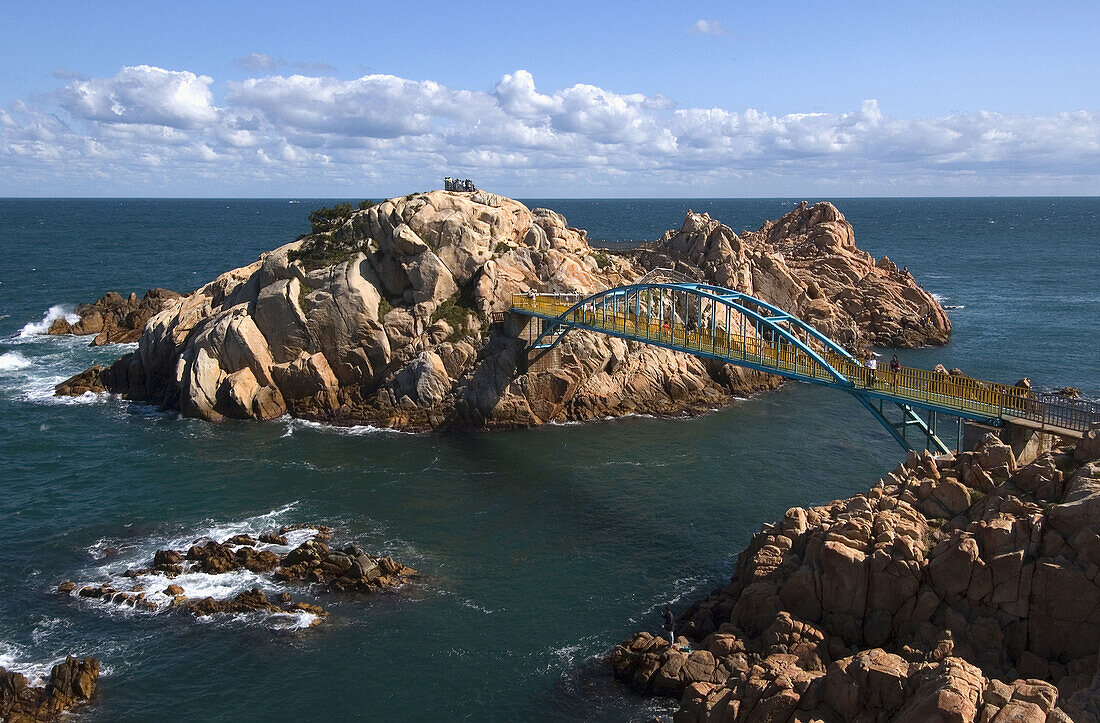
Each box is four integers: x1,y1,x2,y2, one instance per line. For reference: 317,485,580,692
227,74,452,138
58,65,218,129
2,65,1099,195
688,19,728,36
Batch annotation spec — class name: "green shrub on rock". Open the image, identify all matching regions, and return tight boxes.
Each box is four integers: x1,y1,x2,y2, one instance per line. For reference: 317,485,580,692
308,202,355,233
288,200,375,270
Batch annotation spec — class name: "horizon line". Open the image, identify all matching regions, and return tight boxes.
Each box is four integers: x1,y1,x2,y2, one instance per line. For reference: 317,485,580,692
3,194,1100,201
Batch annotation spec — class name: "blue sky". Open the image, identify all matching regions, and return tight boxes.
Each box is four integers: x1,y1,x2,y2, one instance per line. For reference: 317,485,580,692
1,0,1098,197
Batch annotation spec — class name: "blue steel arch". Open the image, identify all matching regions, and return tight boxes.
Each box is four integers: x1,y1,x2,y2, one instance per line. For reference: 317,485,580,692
520,282,954,454
530,282,856,384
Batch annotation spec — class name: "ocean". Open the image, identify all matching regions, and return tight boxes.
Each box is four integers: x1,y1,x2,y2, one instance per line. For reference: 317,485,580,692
0,197,1096,720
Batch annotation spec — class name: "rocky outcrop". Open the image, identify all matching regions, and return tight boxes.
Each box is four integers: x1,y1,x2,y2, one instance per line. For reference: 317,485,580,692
633,202,950,350
611,426,1100,721
59,525,416,625
0,656,99,722
56,192,949,429
47,289,181,345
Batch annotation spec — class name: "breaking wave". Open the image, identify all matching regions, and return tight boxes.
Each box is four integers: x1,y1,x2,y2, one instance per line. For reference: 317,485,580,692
280,417,404,438
69,503,324,630
0,351,32,372
18,305,80,338
0,640,75,687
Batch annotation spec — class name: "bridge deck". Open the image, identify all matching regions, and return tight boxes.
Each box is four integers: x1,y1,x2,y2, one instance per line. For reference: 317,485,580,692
511,294,1097,437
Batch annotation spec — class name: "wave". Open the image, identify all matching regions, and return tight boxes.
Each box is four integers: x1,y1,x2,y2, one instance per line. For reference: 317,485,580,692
0,351,32,372
280,417,404,438
931,292,946,303
0,331,136,406
71,503,325,629
0,640,77,687
18,305,80,338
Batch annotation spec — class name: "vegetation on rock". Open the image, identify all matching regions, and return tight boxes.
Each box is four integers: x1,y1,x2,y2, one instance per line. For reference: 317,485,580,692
288,200,375,270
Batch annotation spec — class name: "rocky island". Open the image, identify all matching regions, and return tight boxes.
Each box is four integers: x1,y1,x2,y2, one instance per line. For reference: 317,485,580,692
611,428,1100,721
55,191,948,430
58,525,416,626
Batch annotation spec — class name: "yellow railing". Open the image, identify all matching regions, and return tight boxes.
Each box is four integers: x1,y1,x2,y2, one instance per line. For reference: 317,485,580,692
510,293,1097,433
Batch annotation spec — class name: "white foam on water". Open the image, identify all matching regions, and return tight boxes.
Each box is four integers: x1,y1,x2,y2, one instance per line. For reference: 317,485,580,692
625,574,705,624
0,330,137,406
86,502,306,565
0,641,70,687
19,305,80,338
71,503,327,628
0,351,32,372
30,617,72,646
280,417,405,437
931,292,947,303
459,599,496,615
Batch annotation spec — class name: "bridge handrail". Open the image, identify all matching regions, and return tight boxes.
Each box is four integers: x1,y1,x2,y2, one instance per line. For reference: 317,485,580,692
510,293,1099,433
518,285,853,384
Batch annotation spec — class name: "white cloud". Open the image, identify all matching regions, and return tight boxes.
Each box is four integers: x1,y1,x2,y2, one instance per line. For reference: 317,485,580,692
58,65,218,129
227,74,452,138
688,19,728,36
1,65,1098,196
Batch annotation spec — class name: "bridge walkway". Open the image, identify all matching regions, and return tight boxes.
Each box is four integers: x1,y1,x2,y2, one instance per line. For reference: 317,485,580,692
510,293,1097,441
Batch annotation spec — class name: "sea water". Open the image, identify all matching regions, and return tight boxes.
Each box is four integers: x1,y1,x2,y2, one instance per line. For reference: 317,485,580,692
0,198,1096,720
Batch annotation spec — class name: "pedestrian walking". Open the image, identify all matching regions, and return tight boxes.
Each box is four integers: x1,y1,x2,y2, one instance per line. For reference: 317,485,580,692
889,355,902,387
866,355,877,387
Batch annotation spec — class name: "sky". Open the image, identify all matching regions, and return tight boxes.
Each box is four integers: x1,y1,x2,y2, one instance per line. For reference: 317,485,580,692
1,0,1098,198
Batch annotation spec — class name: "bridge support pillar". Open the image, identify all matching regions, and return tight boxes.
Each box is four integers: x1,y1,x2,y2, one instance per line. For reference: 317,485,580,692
962,421,1003,453
502,311,532,339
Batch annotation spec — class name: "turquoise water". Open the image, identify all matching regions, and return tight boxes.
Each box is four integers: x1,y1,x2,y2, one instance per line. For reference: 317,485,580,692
0,198,1096,720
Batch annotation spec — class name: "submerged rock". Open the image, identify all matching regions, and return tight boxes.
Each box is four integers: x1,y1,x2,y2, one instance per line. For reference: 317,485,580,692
55,192,949,430
0,656,99,722
611,434,1100,720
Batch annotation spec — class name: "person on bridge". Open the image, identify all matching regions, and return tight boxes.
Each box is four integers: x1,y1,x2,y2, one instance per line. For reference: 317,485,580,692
890,355,902,386
663,606,675,648
866,355,878,387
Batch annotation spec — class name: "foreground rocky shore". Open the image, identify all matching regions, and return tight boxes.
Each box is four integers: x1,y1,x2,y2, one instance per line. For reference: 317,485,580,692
611,427,1100,721
0,657,99,722
55,191,949,430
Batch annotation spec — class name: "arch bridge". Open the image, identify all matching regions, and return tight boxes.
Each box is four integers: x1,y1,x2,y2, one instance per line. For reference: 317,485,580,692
509,275,1099,454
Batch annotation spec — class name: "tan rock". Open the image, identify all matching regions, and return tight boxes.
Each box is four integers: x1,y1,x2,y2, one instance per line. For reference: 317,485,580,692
55,193,951,432
1075,425,1100,462
272,352,340,411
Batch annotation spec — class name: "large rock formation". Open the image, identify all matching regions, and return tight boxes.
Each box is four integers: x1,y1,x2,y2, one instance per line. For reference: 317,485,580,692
0,656,99,722
610,425,1100,721
56,192,949,429
634,202,950,349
